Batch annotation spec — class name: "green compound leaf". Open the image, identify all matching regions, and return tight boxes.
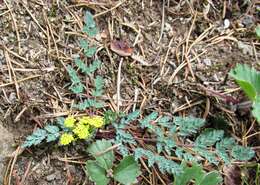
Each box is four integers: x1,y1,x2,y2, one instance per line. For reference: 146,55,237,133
87,139,115,170
83,11,98,37
85,160,109,185
79,39,89,50
75,58,101,76
231,145,255,161
85,47,97,57
229,64,260,101
22,129,47,148
44,125,60,142
74,99,104,110
140,112,158,130
93,75,104,97
216,137,236,164
67,65,85,93
174,116,205,137
174,163,222,185
195,129,224,148
79,40,97,57
113,156,141,185
134,148,182,175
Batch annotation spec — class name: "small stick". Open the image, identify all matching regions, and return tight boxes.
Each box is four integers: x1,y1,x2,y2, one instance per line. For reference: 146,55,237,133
157,0,165,43
22,3,47,36
94,1,125,18
14,106,28,122
5,51,20,99
116,58,123,112
0,75,41,88
95,143,121,156
4,0,21,54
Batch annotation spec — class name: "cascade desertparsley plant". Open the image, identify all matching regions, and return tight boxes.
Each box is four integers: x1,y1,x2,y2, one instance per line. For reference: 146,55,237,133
22,115,104,147
22,11,104,148
112,110,255,175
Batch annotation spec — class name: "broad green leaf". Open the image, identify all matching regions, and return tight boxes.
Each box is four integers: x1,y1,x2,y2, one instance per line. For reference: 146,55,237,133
87,139,115,170
252,96,260,122
174,163,204,185
198,171,223,185
231,145,255,161
229,64,260,101
113,156,141,185
85,160,109,185
174,163,222,185
256,25,260,39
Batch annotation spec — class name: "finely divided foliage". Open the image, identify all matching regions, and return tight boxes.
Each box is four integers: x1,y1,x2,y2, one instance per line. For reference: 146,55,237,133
112,110,255,175
22,11,257,185
66,12,104,109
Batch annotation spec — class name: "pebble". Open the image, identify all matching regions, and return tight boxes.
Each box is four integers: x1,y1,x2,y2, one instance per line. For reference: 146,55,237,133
223,19,230,29
237,41,253,56
203,58,212,66
0,123,15,183
242,15,255,28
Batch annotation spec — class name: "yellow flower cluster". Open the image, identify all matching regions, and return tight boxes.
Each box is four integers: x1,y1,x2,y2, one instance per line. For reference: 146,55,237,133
60,133,74,145
59,115,104,145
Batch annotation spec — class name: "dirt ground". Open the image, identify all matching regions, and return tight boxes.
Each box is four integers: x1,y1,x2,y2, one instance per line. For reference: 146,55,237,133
0,0,260,184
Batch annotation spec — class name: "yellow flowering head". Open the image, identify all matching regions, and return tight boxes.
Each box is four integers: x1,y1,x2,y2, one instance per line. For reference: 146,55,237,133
88,116,104,128
78,116,92,125
60,133,74,145
73,123,90,139
64,116,76,128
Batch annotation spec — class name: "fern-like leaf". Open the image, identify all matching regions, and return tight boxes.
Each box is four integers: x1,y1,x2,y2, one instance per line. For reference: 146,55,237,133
194,147,218,165
22,129,47,148
44,125,60,142
74,99,104,110
75,58,101,76
93,75,104,97
134,148,182,175
67,65,84,93
83,11,98,37
195,129,224,148
174,116,205,137
140,112,158,130
175,148,198,162
215,137,236,164
231,146,255,161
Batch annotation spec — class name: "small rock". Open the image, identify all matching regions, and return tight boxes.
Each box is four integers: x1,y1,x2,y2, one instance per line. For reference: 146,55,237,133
8,92,17,103
46,174,56,181
203,58,212,66
242,15,255,28
237,41,253,56
0,124,15,183
213,74,219,82
223,19,230,29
